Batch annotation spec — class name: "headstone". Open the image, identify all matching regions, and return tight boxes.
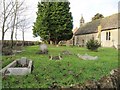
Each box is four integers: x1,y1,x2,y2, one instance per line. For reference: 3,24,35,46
39,44,48,54
18,57,28,66
40,44,47,51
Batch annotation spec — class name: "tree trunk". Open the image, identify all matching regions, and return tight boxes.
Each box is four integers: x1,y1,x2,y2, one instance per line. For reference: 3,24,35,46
10,0,17,49
47,40,50,44
2,0,6,48
2,31,5,47
15,20,18,46
10,30,14,48
73,36,75,46
54,40,59,45
22,30,24,46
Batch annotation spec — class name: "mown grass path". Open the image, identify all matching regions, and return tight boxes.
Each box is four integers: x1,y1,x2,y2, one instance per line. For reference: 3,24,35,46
2,45,118,88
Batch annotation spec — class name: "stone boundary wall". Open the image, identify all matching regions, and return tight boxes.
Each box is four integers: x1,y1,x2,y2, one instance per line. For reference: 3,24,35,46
1,40,40,47
51,68,120,89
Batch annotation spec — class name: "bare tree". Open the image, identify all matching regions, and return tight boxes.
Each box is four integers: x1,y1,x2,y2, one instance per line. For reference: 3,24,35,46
10,0,18,48
0,0,16,46
19,18,31,46
15,17,18,40
0,0,29,48
10,0,28,48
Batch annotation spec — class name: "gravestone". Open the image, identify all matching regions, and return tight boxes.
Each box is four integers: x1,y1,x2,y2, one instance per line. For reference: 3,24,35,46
37,44,48,54
77,53,98,60
0,57,33,75
61,50,72,55
18,57,28,67
49,54,62,60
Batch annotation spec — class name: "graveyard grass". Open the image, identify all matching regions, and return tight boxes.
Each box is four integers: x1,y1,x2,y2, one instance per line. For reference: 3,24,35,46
2,45,118,88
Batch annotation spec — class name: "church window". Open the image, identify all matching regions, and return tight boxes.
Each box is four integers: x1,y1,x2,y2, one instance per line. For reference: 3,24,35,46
106,32,108,40
106,32,111,40
108,32,111,40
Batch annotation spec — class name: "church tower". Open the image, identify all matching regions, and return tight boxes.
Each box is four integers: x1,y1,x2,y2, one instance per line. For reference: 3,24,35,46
80,15,85,27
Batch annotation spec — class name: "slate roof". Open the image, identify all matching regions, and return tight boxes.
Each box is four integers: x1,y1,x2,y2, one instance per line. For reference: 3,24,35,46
75,13,119,35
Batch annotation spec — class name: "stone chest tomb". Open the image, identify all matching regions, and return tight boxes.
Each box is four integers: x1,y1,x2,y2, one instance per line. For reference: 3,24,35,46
0,57,33,75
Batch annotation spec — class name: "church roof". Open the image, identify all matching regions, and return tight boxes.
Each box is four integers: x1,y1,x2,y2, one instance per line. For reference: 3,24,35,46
75,13,118,35
75,19,101,35
101,13,118,31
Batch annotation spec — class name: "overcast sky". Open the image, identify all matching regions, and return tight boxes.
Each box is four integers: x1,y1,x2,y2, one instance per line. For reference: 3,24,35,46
28,0,119,28
0,0,119,41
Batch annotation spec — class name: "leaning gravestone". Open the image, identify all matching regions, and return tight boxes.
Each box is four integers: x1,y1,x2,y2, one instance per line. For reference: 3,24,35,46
38,44,48,54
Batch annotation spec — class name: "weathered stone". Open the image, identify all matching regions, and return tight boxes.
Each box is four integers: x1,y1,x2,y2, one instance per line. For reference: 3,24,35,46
36,50,48,54
69,68,120,89
49,55,62,60
84,80,98,88
77,53,98,60
37,44,48,54
18,57,28,67
0,57,33,75
7,68,29,75
0,60,17,75
40,44,47,52
98,76,114,88
61,50,72,55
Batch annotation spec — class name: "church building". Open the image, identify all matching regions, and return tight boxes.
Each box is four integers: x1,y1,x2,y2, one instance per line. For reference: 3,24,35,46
74,13,120,49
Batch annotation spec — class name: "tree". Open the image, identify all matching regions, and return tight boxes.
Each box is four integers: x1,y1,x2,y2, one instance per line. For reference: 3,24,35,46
33,1,73,44
0,0,16,47
92,13,104,21
86,38,101,51
19,18,31,46
10,0,18,48
10,0,28,48
0,0,28,48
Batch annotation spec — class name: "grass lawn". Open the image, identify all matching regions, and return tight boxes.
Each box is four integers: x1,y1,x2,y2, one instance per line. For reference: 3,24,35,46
2,45,118,88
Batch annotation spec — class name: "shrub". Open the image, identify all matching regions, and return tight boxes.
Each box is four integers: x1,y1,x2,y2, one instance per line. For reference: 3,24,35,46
86,39,101,51
34,41,41,45
2,47,13,55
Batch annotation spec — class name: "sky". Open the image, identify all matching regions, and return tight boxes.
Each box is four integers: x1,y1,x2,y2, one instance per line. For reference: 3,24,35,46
0,0,119,41
69,0,119,28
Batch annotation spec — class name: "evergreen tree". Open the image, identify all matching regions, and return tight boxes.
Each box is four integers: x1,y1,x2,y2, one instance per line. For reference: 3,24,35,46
33,1,73,44
92,13,104,21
